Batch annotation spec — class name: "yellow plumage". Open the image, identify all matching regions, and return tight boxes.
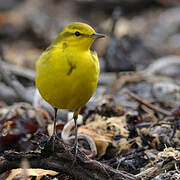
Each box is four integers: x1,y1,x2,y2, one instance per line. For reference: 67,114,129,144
35,22,105,155
36,22,101,113
36,45,99,111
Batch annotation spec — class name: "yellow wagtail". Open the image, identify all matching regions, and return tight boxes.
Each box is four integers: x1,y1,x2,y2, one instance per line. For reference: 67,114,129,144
35,22,105,158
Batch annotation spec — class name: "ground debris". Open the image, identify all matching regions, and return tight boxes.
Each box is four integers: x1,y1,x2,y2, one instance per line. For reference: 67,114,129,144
153,170,180,180
136,147,180,180
0,0,180,179
0,103,51,152
95,96,124,117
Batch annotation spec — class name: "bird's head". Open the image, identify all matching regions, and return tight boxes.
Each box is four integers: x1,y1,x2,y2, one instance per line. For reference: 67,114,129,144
54,22,105,50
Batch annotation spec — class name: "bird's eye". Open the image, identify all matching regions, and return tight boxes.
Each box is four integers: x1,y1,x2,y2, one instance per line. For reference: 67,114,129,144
75,31,80,36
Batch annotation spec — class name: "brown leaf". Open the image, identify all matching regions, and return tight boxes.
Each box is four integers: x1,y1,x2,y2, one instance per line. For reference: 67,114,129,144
7,168,58,180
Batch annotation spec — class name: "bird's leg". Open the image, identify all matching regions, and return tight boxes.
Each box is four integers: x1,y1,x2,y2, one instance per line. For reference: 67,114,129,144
72,114,78,162
51,107,58,151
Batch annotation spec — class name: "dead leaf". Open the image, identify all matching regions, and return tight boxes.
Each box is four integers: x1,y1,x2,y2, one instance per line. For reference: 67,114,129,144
78,114,129,158
7,168,58,180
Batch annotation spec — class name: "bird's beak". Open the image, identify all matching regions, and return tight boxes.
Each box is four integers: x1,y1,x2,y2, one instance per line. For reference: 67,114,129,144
91,32,105,39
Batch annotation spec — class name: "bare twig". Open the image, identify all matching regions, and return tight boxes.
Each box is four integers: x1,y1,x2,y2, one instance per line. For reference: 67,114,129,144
125,90,172,116
0,59,32,103
0,59,35,81
0,137,139,180
0,82,17,101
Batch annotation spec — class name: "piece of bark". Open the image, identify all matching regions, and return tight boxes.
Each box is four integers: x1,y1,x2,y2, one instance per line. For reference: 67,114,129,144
136,161,176,180
0,137,139,180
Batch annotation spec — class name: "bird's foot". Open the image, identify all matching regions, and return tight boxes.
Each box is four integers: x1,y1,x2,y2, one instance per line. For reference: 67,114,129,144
49,132,61,152
71,143,78,166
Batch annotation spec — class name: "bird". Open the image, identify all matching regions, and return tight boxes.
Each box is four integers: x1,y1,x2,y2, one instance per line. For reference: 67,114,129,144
35,22,105,158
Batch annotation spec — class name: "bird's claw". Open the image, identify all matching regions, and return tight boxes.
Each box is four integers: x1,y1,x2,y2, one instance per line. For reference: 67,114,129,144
71,142,78,166
49,132,61,152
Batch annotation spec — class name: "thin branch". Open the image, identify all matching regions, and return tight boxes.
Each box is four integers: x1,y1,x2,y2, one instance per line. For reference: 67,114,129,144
0,59,32,103
0,59,35,81
125,90,172,116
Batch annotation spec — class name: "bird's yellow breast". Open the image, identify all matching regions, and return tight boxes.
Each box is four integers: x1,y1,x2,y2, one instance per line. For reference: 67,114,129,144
35,46,99,110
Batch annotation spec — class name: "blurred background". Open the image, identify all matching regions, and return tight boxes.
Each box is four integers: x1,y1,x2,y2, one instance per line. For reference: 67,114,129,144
0,0,180,179
0,0,180,70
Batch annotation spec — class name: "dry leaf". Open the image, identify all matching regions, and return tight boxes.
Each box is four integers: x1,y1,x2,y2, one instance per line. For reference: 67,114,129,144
7,168,58,180
78,114,129,158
